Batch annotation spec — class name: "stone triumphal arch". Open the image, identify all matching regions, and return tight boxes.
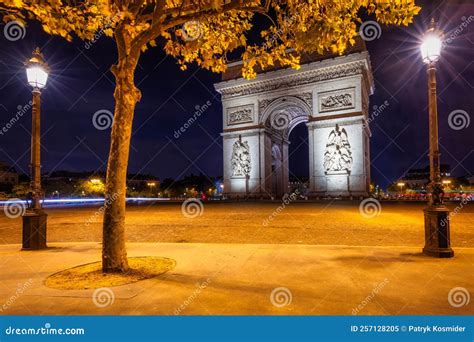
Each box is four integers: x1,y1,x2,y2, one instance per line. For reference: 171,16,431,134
215,44,374,199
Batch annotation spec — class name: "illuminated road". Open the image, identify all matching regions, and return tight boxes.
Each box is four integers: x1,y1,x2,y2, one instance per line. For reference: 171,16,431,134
0,201,473,247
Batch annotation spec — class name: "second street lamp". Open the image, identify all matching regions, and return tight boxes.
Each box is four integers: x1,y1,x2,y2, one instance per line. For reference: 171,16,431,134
22,47,49,250
420,19,454,258
397,182,405,196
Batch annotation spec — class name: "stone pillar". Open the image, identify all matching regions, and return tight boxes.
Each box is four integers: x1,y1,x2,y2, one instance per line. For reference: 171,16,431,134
307,75,371,198
281,140,290,195
222,130,259,198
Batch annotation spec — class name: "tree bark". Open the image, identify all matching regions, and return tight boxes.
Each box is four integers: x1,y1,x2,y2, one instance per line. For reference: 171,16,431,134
102,48,141,273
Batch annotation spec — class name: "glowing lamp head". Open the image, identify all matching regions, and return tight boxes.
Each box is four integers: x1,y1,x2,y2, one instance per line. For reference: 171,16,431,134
25,48,49,89
420,19,443,64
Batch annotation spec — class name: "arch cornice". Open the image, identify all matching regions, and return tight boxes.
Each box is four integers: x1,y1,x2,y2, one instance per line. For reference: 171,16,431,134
214,52,374,100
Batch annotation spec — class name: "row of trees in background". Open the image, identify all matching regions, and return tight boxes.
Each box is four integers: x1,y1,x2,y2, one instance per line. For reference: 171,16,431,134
0,171,222,199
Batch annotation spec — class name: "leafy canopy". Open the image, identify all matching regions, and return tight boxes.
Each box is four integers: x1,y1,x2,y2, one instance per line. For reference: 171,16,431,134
1,0,420,78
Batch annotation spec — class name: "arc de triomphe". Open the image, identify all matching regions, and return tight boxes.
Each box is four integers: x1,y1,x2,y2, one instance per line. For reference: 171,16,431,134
214,44,374,199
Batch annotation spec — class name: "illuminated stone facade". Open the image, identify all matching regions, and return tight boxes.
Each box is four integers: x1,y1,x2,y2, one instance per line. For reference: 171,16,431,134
215,51,373,198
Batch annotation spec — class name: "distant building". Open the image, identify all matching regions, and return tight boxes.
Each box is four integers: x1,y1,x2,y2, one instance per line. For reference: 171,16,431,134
126,174,159,191
399,164,451,188
467,175,474,185
0,162,19,186
43,171,159,197
288,177,309,197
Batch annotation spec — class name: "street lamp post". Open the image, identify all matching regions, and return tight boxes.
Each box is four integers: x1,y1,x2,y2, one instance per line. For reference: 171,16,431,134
420,19,454,258
397,182,405,197
22,48,49,250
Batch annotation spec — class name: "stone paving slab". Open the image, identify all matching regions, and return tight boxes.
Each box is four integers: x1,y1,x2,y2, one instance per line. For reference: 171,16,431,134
0,242,472,315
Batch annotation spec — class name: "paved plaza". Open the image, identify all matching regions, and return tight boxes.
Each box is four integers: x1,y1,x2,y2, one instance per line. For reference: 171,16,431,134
0,201,472,315
1,201,473,247
0,242,473,315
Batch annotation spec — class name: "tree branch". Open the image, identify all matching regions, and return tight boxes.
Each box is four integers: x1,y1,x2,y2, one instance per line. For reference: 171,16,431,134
131,0,272,52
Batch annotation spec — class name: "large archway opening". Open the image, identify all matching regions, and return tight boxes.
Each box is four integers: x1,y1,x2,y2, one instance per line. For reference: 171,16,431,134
261,96,311,198
288,122,309,195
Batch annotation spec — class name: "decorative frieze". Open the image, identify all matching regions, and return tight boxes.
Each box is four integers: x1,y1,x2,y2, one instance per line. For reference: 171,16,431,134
259,98,277,113
259,93,313,114
216,61,367,99
318,88,355,113
308,117,364,129
227,105,254,125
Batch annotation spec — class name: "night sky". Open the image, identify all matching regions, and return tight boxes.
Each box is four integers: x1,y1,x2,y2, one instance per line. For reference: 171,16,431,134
0,0,472,189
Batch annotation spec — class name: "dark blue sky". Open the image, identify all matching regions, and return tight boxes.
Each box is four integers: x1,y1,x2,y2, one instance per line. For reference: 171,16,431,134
0,0,472,189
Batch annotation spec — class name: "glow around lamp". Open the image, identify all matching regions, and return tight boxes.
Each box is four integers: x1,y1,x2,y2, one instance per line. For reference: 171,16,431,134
420,19,443,64
25,48,49,89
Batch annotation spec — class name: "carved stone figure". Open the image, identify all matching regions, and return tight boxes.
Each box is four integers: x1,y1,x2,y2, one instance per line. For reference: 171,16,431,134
323,124,353,173
231,136,251,177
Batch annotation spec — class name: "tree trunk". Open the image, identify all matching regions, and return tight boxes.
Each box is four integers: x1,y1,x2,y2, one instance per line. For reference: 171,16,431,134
102,53,141,273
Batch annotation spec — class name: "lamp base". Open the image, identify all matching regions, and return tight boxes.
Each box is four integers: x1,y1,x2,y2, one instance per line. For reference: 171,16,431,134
22,208,48,250
423,205,454,258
